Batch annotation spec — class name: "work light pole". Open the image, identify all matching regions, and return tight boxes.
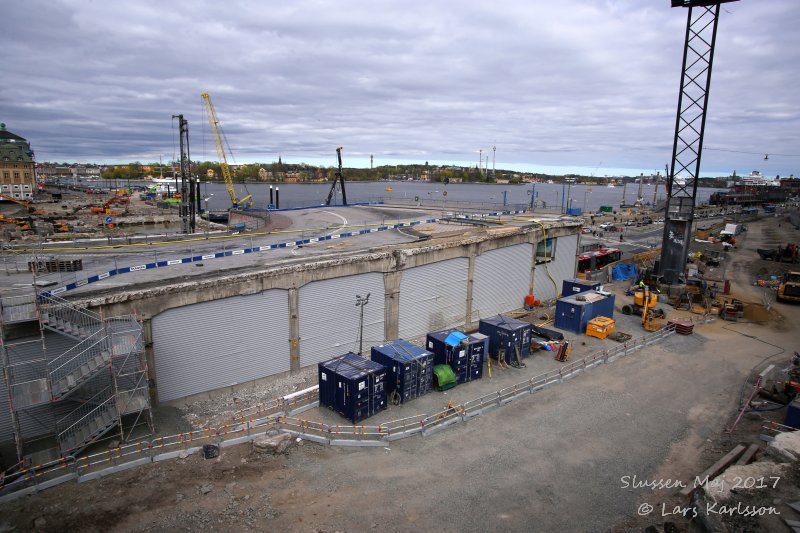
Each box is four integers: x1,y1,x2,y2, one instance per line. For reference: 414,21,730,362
355,293,371,355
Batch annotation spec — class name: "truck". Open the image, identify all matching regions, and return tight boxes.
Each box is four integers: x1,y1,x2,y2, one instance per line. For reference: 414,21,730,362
777,272,800,303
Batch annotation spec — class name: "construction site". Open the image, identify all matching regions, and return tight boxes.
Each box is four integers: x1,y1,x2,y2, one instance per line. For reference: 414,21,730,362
2,1,800,532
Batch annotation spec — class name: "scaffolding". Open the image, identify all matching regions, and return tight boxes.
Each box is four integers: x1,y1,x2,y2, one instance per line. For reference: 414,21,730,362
0,292,152,468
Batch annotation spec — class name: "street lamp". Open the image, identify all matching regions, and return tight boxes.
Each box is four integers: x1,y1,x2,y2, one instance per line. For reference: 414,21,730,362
203,194,213,238
355,293,371,355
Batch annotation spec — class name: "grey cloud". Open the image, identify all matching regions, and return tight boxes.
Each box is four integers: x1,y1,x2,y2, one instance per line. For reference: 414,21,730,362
0,0,797,175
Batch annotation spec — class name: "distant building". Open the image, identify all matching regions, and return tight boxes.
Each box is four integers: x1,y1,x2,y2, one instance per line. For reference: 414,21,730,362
0,123,36,199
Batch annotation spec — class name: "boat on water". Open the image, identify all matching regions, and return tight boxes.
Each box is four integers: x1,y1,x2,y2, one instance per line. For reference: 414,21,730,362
607,183,615,188
385,186,394,192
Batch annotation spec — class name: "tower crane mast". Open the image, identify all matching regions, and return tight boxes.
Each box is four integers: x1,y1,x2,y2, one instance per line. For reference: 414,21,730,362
658,0,739,285
200,92,251,208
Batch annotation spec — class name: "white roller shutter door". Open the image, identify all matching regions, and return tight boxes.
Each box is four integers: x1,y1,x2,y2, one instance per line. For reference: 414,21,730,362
152,290,290,403
298,273,385,366
398,258,468,339
473,244,532,321
534,234,579,301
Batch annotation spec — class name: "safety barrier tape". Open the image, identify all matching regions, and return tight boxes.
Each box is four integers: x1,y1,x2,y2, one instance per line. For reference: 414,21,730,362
0,322,675,501
39,209,528,297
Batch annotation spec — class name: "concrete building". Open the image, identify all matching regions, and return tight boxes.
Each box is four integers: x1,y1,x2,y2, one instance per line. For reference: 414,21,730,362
0,218,580,465
0,123,36,200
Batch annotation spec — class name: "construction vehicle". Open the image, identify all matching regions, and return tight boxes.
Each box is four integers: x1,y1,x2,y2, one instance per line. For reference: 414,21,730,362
200,92,253,209
0,194,44,215
621,287,666,319
757,244,799,263
777,272,800,303
90,196,130,214
641,287,664,332
325,146,348,206
0,214,31,231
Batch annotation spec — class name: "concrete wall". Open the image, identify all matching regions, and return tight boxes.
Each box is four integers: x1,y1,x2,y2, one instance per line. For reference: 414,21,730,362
82,222,581,404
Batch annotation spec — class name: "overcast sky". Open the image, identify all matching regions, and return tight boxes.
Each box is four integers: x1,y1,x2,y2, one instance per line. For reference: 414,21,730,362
2,0,798,177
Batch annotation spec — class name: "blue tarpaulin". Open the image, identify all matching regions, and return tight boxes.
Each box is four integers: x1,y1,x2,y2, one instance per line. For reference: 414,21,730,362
444,331,468,346
612,262,637,281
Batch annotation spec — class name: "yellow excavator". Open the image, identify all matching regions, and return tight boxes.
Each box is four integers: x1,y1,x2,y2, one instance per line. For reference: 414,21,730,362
641,287,664,332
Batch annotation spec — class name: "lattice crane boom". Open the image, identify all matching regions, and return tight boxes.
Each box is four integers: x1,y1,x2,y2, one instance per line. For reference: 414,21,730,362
201,91,238,208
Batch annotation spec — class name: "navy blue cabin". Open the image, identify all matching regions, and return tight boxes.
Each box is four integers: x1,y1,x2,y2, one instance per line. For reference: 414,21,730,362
318,353,387,424
370,339,433,405
425,330,485,384
478,315,532,366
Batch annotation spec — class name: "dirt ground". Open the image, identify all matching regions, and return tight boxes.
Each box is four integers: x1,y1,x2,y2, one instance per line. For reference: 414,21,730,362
2,213,799,533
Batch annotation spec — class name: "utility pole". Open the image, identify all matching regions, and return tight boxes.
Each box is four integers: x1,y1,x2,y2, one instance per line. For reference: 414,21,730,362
355,293,370,355
492,145,496,180
478,149,483,177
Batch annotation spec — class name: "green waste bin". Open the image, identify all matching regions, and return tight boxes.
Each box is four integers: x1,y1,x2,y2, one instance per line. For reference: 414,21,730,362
433,364,457,391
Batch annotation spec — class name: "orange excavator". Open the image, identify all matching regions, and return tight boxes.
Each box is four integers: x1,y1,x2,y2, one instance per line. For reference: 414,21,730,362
0,194,44,215
90,196,130,214
0,214,32,231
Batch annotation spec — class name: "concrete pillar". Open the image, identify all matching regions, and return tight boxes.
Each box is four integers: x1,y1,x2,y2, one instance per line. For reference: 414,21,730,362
288,288,300,372
383,271,401,340
141,318,158,405
465,247,476,328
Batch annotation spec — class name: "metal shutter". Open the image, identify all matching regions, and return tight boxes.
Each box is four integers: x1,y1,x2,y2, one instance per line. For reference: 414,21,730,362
398,258,468,339
298,273,385,366
152,289,290,403
534,234,579,301
0,371,12,442
473,244,532,321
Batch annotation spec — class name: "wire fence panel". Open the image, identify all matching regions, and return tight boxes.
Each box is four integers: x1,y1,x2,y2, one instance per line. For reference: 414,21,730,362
0,324,683,501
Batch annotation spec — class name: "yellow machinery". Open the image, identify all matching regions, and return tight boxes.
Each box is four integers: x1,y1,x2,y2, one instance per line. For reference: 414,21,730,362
641,287,664,332
586,316,615,340
200,92,252,209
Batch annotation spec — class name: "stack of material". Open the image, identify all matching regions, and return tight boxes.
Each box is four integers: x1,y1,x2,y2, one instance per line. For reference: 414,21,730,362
668,319,695,335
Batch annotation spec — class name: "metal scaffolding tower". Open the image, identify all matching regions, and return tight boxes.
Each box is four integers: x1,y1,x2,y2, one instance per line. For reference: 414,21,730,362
659,0,738,284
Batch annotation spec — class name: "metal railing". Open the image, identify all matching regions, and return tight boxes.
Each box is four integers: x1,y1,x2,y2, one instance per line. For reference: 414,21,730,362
56,386,116,452
40,293,103,329
47,332,109,393
0,294,37,323
0,323,680,501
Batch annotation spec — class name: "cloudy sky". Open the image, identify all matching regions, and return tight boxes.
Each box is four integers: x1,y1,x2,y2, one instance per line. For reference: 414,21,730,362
2,0,798,177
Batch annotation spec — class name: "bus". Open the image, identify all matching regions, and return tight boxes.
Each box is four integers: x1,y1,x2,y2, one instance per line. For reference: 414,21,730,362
577,247,622,274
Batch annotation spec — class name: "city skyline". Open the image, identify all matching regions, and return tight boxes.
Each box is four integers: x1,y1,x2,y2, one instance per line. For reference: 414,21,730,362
2,0,799,177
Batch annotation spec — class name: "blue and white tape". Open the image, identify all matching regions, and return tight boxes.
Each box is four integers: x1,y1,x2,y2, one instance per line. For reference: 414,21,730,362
42,210,527,296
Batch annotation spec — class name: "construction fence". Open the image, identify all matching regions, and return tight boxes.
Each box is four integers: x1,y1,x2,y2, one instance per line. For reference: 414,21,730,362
0,323,681,503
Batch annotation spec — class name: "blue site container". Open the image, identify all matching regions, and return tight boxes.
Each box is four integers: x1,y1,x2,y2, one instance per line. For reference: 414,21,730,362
478,315,532,366
467,333,488,381
371,339,433,405
562,278,602,297
426,331,488,382
426,330,469,383
566,207,582,216
318,352,387,423
554,290,616,334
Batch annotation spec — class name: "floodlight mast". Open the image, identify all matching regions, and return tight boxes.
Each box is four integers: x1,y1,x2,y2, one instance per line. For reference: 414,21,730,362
658,0,739,285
